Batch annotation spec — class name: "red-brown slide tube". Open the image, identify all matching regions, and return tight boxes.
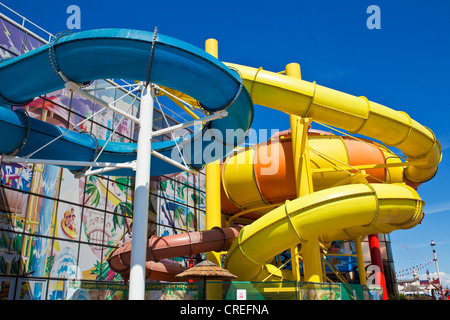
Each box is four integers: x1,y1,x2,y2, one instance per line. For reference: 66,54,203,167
108,225,243,280
119,260,189,282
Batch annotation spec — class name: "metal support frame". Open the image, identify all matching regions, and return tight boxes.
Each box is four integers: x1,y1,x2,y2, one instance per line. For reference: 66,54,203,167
1,48,229,299
128,84,153,300
151,149,196,175
322,251,349,284
151,110,227,138
123,82,226,299
76,161,136,178
1,156,133,168
7,77,226,179
65,80,141,124
155,85,201,120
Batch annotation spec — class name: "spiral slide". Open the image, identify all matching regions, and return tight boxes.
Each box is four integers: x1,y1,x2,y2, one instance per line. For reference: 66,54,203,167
0,28,441,286
219,63,441,282
0,28,255,282
0,29,253,176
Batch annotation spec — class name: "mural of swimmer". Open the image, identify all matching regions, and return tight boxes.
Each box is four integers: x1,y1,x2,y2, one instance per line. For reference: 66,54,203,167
61,208,77,239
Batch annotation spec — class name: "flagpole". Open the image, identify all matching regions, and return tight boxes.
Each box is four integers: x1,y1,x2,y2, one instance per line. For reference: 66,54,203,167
430,240,443,299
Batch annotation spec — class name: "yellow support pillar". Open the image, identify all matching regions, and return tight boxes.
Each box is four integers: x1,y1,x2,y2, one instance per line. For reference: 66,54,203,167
294,114,321,282
285,63,313,197
302,237,323,283
204,38,223,300
165,95,200,120
205,38,218,59
290,245,301,283
285,63,302,284
292,117,313,196
355,236,367,285
205,38,222,267
205,160,222,265
286,62,321,284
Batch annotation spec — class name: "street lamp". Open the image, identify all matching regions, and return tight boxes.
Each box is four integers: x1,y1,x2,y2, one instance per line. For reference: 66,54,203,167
430,240,443,299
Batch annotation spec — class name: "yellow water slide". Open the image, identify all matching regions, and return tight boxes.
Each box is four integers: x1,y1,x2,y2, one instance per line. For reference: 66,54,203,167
224,183,423,281
219,62,441,282
224,63,441,185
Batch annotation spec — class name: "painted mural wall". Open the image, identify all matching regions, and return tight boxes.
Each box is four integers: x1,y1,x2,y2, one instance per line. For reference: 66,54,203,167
0,15,206,300
0,9,392,301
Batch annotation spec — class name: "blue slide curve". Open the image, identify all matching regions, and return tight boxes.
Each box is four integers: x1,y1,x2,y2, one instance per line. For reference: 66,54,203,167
0,29,253,176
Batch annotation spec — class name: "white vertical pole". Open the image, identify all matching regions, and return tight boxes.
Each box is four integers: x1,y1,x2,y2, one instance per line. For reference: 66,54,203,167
129,84,154,300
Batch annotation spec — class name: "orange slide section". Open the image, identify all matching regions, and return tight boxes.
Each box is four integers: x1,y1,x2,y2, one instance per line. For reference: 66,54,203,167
108,225,242,281
220,129,404,222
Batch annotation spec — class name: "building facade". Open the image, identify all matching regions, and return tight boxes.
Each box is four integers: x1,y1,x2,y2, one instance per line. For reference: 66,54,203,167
0,8,206,300
0,6,395,300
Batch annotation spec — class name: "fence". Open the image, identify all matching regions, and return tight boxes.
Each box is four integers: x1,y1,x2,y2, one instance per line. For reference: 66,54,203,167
64,281,382,300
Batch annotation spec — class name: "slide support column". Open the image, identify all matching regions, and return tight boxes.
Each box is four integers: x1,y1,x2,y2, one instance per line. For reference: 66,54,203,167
205,38,222,300
205,38,222,267
302,236,323,283
285,63,320,285
129,84,154,300
355,236,367,285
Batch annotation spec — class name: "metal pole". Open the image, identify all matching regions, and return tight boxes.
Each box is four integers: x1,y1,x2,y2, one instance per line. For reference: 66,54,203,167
431,240,443,299
355,236,367,285
128,84,154,300
1,157,134,168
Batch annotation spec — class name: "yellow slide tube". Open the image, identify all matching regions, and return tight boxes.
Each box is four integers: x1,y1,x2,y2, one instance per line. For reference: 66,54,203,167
223,183,423,281
224,63,442,185
221,135,406,215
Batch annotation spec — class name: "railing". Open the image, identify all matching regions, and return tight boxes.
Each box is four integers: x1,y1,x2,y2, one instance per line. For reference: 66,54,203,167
63,280,383,300
0,2,53,43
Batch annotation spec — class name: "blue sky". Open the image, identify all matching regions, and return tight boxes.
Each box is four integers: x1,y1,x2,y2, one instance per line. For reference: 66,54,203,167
3,0,450,286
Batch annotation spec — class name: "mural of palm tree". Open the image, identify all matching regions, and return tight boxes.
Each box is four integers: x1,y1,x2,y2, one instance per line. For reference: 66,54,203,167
114,177,133,192
113,201,133,235
84,176,100,208
174,206,186,228
191,192,205,207
110,178,134,237
176,183,188,201
185,211,197,229
99,196,133,283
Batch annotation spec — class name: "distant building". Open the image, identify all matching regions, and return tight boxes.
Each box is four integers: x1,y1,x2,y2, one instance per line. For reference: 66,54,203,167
397,270,440,298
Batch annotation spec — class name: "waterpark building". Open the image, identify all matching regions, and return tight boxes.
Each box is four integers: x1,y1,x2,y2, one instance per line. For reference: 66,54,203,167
0,4,441,300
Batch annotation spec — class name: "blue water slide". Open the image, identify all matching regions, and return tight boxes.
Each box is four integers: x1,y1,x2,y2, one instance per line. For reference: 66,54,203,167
0,29,253,176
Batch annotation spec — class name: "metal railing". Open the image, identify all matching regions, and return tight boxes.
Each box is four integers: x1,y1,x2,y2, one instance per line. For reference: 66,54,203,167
0,2,53,43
